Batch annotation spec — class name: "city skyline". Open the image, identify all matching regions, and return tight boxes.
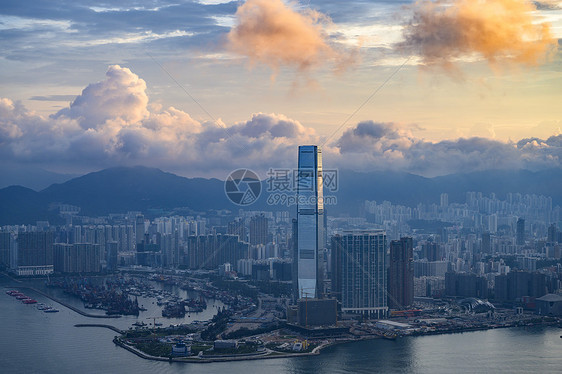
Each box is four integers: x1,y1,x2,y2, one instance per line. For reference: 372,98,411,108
1,0,562,179
3,1,562,370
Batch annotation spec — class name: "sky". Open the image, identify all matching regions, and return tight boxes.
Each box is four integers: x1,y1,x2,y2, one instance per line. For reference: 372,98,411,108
1,0,562,180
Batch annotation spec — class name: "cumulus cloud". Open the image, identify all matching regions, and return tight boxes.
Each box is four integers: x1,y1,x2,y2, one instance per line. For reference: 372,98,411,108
226,0,355,76
53,65,149,129
0,65,318,176
2,65,562,178
331,121,562,176
398,0,558,72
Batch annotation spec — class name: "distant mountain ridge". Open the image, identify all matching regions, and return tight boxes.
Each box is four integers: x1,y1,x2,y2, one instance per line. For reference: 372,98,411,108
1,166,562,225
0,164,77,190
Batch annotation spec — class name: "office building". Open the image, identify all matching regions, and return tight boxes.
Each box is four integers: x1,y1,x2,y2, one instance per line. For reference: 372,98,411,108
339,230,387,318
296,145,325,299
331,235,343,302
389,237,414,309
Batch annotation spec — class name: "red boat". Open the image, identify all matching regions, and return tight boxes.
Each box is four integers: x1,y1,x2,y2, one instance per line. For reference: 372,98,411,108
23,299,37,304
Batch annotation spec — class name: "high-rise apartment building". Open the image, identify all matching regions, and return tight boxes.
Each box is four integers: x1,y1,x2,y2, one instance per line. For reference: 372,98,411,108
0,231,11,268
227,218,247,242
516,218,525,245
249,215,268,245
389,237,414,309
53,243,101,273
16,231,54,275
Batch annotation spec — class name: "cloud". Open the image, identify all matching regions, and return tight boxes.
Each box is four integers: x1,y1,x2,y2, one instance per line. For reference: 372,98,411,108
398,0,558,72
331,121,562,176
0,65,318,176
29,95,77,102
225,0,356,76
535,1,562,10
53,65,149,130
2,65,562,178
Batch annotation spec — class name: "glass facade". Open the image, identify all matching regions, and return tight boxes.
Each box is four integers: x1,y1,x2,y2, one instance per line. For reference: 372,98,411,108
340,230,388,318
297,145,324,299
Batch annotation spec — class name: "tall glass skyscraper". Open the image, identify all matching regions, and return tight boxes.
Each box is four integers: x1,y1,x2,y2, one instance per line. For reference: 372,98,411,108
296,145,324,299
339,230,387,318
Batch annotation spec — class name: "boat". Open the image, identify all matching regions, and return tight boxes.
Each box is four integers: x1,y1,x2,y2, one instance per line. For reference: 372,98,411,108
16,295,29,300
44,308,59,313
23,299,37,304
132,321,147,327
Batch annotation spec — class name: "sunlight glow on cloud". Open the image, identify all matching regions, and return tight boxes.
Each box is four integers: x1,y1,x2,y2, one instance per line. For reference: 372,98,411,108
1,66,562,177
226,0,357,76
398,0,559,73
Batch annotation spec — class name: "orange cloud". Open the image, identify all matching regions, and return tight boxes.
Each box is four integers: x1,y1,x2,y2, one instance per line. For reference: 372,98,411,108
226,0,354,75
399,0,558,71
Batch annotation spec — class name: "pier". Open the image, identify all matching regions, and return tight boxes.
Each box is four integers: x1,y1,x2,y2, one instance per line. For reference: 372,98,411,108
75,324,124,334
17,286,121,319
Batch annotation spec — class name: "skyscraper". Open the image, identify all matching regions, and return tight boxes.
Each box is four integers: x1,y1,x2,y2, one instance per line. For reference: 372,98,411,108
481,232,491,254
340,230,387,318
389,237,414,310
516,218,525,246
440,193,449,208
227,218,247,242
296,145,325,299
0,231,11,268
16,231,54,276
547,223,557,244
330,234,343,303
249,215,268,245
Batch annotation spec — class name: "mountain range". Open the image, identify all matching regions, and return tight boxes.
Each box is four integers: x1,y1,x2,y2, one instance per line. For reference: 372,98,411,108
1,166,562,225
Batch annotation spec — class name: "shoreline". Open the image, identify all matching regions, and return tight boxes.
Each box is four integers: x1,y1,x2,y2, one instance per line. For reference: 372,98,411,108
111,336,324,363
2,272,120,319
17,285,121,319
109,319,559,365
5,274,559,364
